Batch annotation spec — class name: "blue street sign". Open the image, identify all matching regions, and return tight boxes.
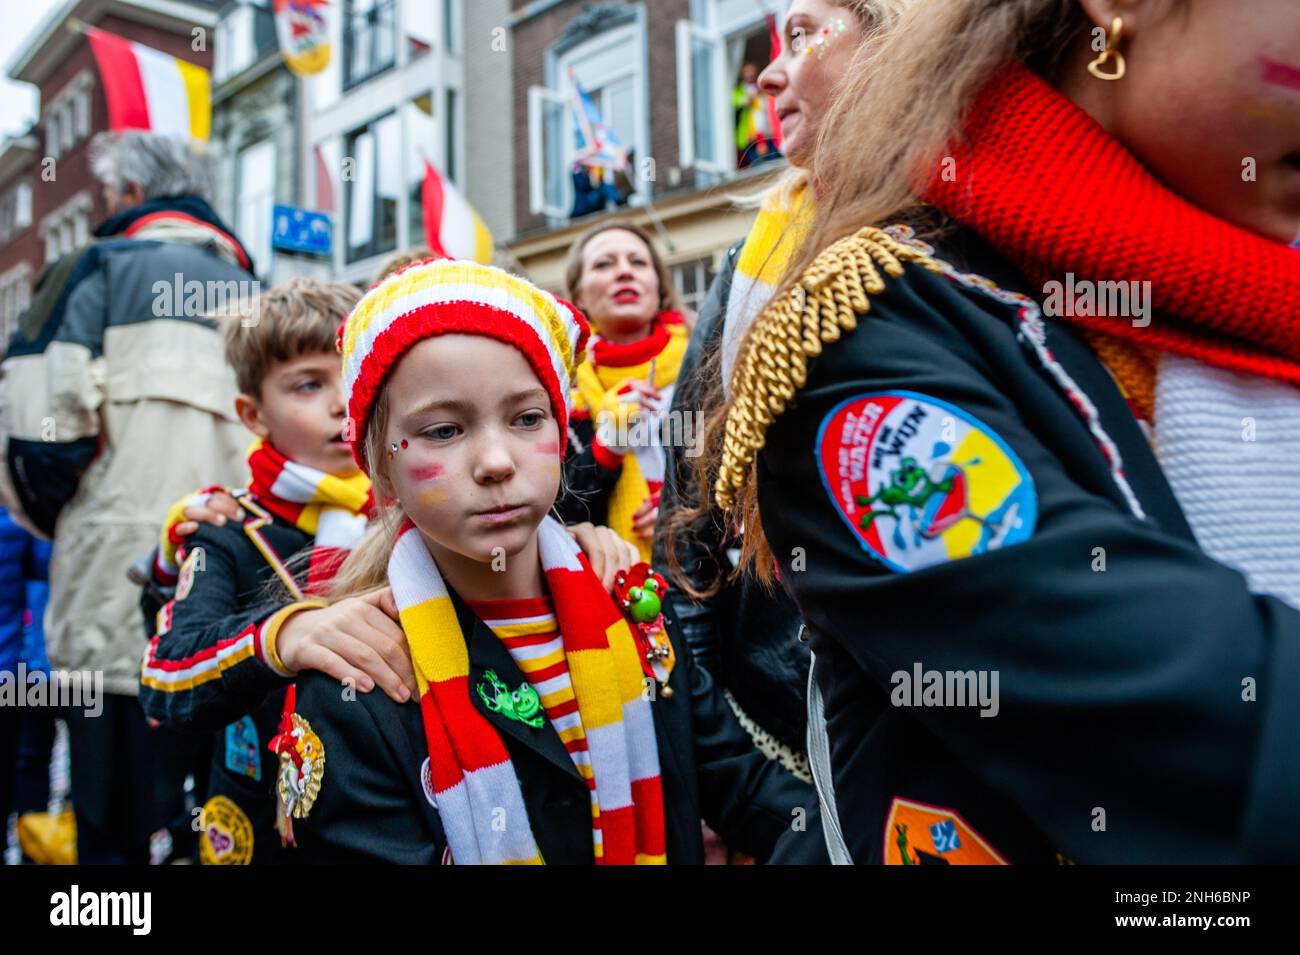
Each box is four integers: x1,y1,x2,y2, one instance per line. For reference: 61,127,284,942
272,204,332,256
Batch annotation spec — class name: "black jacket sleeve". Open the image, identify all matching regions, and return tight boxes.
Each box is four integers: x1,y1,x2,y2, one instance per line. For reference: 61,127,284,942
138,525,294,735
757,257,1300,863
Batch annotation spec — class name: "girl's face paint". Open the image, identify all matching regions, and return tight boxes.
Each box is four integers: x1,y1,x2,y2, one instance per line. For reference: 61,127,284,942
417,485,449,507
1058,0,1300,243
757,0,870,167
1260,56,1300,92
382,334,562,578
534,440,560,455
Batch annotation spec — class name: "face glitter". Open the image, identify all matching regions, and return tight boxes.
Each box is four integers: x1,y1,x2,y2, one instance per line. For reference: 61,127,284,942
803,18,848,60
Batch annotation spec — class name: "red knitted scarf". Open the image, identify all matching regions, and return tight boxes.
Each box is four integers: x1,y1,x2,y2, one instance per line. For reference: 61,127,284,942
927,62,1300,385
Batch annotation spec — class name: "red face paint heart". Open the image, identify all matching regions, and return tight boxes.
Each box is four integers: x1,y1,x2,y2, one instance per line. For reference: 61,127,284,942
410,464,444,482
534,441,560,455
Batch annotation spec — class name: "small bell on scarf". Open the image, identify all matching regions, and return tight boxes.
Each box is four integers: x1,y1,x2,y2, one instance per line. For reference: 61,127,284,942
613,563,675,699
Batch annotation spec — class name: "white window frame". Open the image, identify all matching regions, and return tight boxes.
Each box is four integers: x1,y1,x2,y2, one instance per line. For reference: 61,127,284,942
236,139,277,279
677,1,780,177
215,3,258,84
16,183,32,232
529,16,649,220
527,85,569,219
0,263,34,348
46,108,62,161
676,19,729,174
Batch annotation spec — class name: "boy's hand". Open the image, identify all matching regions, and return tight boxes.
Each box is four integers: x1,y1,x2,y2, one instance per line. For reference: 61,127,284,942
172,489,242,538
566,522,640,591
275,588,416,703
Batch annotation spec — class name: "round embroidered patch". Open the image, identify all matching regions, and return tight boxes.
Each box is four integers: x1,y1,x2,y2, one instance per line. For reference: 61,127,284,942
816,391,1036,573
198,795,254,866
421,757,437,809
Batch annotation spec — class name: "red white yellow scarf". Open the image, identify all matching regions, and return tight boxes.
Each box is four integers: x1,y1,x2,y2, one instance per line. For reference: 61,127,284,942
388,515,667,865
246,439,373,595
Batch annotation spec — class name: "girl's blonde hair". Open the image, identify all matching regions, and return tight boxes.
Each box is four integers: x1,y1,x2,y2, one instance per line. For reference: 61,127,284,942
668,0,1137,597
327,391,403,601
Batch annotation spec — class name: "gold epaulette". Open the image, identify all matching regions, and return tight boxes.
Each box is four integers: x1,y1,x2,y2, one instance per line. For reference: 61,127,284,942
715,226,941,510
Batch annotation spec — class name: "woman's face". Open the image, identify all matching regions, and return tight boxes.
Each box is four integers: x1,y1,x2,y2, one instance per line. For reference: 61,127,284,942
759,0,868,167
573,228,662,341
381,335,562,567
1065,0,1300,243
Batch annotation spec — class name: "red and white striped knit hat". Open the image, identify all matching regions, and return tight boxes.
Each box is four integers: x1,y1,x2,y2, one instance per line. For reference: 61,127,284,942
338,258,589,472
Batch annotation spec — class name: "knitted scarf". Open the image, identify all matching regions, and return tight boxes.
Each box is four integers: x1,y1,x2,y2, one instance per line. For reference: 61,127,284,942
246,439,373,596
388,515,666,865
722,182,811,397
574,313,689,562
926,62,1300,386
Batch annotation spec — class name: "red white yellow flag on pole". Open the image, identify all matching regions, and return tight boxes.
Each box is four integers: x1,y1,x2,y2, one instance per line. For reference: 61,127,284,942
86,26,211,141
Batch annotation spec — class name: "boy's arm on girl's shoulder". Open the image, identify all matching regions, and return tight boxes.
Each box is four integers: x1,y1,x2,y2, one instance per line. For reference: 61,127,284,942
289,671,440,865
139,523,317,735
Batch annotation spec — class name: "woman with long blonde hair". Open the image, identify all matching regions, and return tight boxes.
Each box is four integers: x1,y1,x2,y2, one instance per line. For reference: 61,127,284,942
659,0,906,828
688,0,1300,863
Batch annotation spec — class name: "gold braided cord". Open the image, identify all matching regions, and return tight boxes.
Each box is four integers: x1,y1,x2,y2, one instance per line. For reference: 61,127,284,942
715,226,942,511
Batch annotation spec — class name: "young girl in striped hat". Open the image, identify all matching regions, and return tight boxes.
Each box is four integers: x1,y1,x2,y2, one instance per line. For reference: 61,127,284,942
281,257,816,865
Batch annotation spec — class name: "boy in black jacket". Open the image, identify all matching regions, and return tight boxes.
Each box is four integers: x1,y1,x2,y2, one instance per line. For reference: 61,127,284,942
139,279,396,863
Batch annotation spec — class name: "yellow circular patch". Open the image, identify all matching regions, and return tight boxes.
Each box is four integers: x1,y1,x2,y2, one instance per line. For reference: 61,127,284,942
198,795,254,865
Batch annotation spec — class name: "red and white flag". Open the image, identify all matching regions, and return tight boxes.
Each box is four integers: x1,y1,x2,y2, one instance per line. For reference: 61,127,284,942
314,145,335,214
421,159,493,264
86,26,211,141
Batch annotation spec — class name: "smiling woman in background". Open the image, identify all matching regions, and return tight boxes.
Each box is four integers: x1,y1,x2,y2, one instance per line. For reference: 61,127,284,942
555,223,690,562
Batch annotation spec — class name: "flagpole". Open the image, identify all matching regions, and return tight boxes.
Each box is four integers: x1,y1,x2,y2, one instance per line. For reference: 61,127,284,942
65,17,91,36
638,197,676,255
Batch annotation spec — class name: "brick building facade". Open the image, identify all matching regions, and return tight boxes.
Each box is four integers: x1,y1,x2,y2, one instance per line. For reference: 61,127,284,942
502,0,784,300
0,0,220,342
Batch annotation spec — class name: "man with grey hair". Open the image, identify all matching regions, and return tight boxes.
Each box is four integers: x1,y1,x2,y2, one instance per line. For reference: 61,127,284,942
0,130,254,863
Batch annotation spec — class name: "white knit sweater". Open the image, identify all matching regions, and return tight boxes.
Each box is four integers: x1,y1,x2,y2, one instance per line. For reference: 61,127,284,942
1154,354,1300,609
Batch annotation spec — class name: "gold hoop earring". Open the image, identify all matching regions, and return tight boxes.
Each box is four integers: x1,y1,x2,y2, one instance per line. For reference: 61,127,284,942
1087,16,1126,81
